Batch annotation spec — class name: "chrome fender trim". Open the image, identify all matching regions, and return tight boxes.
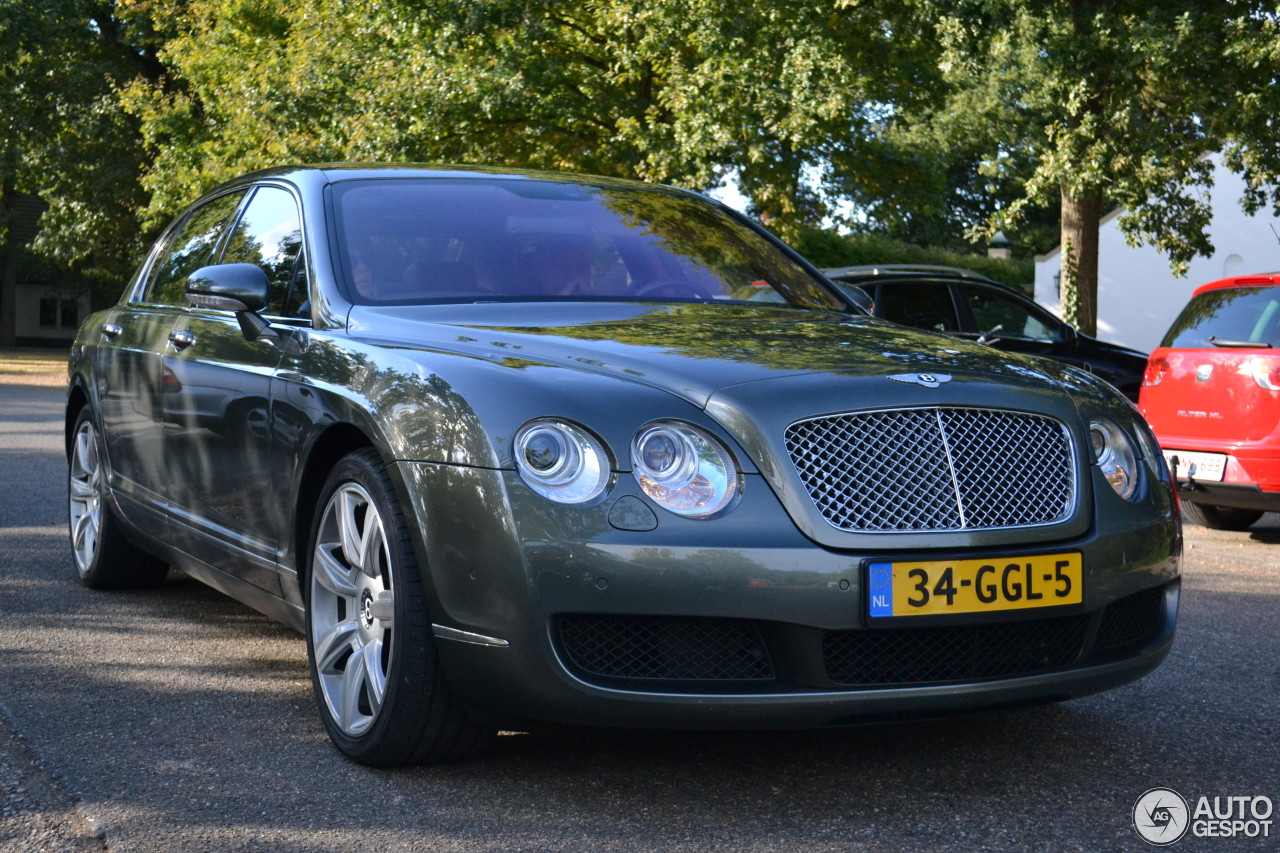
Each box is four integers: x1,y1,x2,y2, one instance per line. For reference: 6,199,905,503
432,624,510,647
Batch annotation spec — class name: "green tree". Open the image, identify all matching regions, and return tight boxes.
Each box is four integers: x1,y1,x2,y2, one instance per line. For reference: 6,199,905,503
0,0,163,344
121,0,930,237
887,1,1276,336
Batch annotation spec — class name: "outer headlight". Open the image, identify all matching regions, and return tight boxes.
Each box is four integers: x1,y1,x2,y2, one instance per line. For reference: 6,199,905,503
514,420,610,504
1090,418,1139,501
631,421,740,518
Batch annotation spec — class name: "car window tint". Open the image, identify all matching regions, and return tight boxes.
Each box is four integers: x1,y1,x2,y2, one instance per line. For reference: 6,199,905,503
284,252,310,318
330,179,845,311
1161,286,1280,348
144,190,246,306
965,287,1055,342
875,282,959,332
220,186,304,316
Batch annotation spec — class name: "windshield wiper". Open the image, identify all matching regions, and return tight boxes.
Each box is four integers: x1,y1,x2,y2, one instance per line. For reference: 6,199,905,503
1209,336,1272,348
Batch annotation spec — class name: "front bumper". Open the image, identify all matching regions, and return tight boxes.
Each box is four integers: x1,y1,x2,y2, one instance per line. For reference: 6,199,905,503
397,463,1181,729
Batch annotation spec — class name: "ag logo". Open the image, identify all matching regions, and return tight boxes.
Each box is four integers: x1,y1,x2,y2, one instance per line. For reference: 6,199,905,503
1134,788,1190,846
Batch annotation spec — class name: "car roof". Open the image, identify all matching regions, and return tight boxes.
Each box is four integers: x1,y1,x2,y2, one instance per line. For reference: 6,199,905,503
822,264,1026,293
222,163,702,195
1191,273,1280,298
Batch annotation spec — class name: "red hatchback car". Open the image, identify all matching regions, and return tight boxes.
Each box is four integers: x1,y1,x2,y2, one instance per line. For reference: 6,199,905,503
1140,273,1280,529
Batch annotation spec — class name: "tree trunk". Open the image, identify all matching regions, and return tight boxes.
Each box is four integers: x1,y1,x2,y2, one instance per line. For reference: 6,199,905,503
0,168,17,349
1058,187,1103,337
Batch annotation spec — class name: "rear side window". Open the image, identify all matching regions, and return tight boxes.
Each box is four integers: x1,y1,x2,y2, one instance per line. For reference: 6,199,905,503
875,282,960,332
144,191,247,305
1161,286,1280,348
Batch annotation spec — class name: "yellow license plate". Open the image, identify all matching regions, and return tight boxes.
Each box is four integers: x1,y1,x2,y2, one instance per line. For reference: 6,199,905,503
868,553,1082,618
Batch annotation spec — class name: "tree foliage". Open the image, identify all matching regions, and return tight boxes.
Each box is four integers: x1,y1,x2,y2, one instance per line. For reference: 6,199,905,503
121,0,928,236
6,0,1280,347
794,226,1033,287
880,0,1278,334
1,1,160,280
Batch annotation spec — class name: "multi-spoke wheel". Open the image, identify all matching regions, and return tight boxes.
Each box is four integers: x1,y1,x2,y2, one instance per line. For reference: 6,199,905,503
69,415,104,575
305,449,494,766
311,480,395,737
67,408,168,589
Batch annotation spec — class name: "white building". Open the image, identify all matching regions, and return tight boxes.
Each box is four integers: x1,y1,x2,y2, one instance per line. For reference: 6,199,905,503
14,282,91,345
1033,159,1280,354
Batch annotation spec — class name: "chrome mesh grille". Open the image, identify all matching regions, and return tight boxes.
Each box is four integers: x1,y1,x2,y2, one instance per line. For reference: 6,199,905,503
784,407,1075,532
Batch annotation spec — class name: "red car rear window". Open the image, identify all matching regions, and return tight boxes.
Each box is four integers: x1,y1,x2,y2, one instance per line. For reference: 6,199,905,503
1160,286,1280,348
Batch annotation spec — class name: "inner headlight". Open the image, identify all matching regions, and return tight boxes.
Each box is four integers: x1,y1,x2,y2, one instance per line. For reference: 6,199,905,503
1090,418,1139,500
631,421,740,518
514,420,610,504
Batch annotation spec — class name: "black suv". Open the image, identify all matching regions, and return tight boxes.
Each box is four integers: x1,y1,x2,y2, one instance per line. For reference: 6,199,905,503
825,265,1147,401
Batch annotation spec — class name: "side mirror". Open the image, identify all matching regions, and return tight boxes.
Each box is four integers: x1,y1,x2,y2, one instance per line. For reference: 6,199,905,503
187,263,270,313
187,263,278,342
831,280,875,314
1060,322,1079,351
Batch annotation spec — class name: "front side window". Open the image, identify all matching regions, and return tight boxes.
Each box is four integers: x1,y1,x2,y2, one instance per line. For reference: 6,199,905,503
144,190,247,306
1161,286,1280,348
965,287,1056,342
221,186,304,316
329,178,845,312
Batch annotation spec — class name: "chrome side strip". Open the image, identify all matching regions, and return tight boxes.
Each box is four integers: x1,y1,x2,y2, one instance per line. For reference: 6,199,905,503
432,624,510,647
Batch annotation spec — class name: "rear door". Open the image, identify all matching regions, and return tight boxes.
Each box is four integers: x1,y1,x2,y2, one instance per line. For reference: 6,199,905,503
95,190,247,532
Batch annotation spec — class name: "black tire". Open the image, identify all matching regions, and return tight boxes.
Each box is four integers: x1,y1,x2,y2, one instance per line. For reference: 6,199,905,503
67,408,169,589
304,448,494,766
1181,502,1264,531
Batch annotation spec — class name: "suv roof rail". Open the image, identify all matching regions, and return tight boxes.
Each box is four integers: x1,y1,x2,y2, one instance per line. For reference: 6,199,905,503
823,264,996,282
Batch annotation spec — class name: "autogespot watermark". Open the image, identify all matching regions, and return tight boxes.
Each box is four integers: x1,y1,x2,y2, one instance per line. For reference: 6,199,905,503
1133,787,1275,845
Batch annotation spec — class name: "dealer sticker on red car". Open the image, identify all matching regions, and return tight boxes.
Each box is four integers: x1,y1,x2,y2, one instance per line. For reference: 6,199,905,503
869,553,1083,618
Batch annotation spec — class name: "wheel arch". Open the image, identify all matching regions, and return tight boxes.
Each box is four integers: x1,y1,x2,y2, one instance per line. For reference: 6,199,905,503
290,422,378,600
65,381,92,459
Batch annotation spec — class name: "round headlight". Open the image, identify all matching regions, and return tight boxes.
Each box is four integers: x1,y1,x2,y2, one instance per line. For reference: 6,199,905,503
631,421,740,518
514,420,610,504
1090,418,1139,501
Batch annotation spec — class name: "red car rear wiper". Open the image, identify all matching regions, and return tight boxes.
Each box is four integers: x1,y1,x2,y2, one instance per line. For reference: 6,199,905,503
1210,336,1272,348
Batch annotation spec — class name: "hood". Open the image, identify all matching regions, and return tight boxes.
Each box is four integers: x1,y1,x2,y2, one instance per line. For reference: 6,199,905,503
347,301,1106,553
347,301,1069,407
1080,333,1148,361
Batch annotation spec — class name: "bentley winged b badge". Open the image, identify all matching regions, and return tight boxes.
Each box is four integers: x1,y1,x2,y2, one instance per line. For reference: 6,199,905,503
888,372,953,388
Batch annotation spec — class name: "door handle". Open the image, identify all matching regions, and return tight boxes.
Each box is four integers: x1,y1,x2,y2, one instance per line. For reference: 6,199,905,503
101,323,123,339
168,329,197,350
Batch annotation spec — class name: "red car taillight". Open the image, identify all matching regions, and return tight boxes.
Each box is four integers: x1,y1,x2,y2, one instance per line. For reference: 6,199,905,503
1142,357,1169,387
1249,356,1280,391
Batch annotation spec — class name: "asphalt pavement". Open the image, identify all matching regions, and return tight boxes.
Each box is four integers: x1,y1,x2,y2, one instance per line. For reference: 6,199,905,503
1,379,1278,852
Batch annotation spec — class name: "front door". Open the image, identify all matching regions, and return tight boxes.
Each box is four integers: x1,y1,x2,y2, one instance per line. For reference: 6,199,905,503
161,184,306,593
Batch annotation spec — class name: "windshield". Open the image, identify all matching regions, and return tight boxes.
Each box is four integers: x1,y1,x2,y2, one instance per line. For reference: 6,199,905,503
1161,286,1280,348
329,178,846,312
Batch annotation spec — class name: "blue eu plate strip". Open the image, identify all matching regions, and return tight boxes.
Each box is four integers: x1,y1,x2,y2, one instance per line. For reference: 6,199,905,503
868,561,893,617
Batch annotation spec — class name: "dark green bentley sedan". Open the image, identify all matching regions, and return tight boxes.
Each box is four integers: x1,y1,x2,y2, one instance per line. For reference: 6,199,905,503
66,165,1181,766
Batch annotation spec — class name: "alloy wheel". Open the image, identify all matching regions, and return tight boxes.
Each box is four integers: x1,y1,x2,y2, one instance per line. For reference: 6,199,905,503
68,419,103,575
310,483,395,737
